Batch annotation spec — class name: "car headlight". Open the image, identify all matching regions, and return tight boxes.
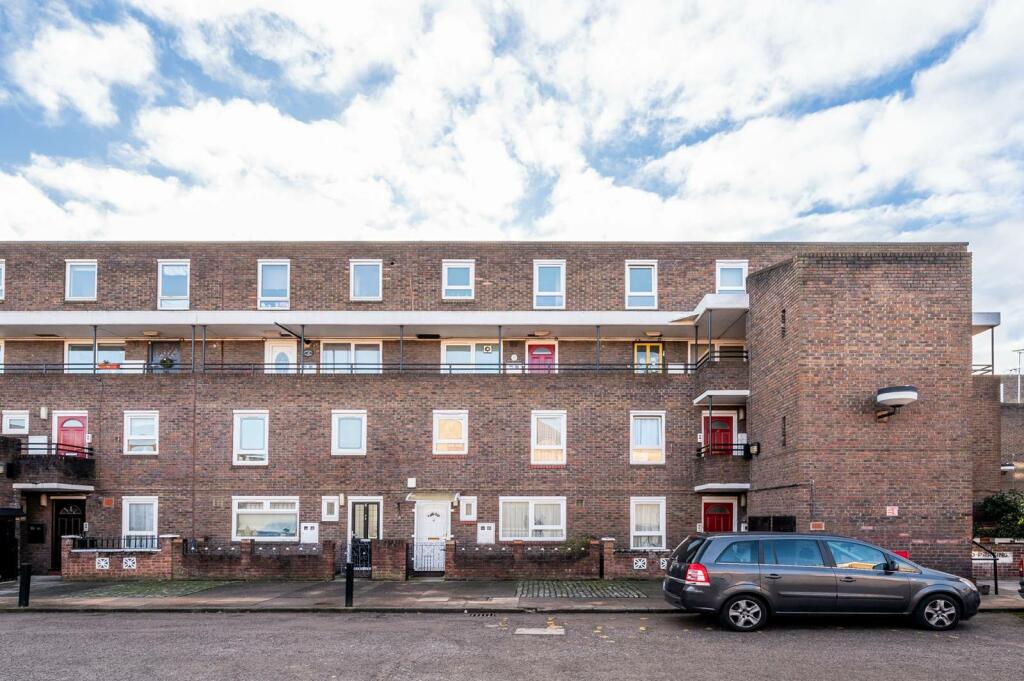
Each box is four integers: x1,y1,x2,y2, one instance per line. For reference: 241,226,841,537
958,577,978,591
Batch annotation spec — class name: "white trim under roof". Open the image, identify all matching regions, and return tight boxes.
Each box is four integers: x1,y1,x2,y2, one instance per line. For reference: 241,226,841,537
671,293,750,324
693,483,751,493
13,482,96,493
693,390,750,406
971,311,1000,335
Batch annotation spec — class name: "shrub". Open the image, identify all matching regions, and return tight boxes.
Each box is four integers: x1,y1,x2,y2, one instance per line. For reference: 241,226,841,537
974,491,1024,539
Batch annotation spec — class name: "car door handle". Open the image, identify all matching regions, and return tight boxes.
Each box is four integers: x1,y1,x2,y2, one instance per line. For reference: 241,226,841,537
764,573,781,580
839,577,856,583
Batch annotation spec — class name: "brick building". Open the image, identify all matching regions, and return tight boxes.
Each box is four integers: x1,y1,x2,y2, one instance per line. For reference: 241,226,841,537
0,241,1008,579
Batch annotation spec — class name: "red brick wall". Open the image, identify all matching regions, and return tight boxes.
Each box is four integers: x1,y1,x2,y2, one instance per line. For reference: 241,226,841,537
971,542,1024,579
971,376,1002,501
601,539,668,579
61,536,173,580
748,251,975,576
1001,404,1024,492
445,539,600,580
171,539,335,580
370,539,407,581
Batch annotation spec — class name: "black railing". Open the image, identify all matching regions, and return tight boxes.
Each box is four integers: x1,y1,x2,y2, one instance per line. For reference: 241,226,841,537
696,442,759,458
972,364,994,375
71,536,160,550
18,441,95,458
0,362,698,375
341,540,372,571
695,349,749,370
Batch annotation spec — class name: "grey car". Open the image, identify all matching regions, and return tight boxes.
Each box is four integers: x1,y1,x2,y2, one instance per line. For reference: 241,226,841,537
663,532,980,632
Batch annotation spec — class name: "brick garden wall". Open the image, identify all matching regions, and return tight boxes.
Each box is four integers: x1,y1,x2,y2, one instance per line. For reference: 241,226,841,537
61,536,174,581
445,540,601,580
1001,404,1024,492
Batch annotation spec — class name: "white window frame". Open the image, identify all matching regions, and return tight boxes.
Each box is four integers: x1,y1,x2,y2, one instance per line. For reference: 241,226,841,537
716,259,749,294
442,259,475,300
157,259,190,310
257,259,290,310
432,410,469,455
319,339,383,375
232,409,269,466
2,410,29,435
232,496,300,543
530,409,567,465
65,259,97,301
122,496,159,538
533,259,566,309
0,340,4,374
630,410,666,465
349,258,383,301
630,496,667,550
439,340,501,373
625,260,658,309
498,496,567,542
459,496,478,522
122,410,159,455
0,259,5,300
321,496,340,522
331,409,367,456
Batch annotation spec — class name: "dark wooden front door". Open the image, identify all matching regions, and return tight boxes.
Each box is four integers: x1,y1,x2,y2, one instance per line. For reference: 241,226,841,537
51,500,85,572
0,517,17,580
703,501,734,533
351,502,380,540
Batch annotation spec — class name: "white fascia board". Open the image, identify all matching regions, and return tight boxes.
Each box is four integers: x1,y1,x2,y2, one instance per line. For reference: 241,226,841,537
693,390,751,406
13,482,96,492
693,483,751,492
670,293,750,324
971,311,1000,334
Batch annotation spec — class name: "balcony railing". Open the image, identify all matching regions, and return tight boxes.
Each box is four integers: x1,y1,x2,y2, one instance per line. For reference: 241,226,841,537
71,536,160,550
0,361,700,376
694,349,749,370
1,439,96,480
972,363,994,375
17,441,95,458
696,442,760,458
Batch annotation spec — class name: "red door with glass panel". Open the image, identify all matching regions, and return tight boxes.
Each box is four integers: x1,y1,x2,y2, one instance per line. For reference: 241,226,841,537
527,344,556,374
703,501,734,532
56,415,87,457
703,414,734,455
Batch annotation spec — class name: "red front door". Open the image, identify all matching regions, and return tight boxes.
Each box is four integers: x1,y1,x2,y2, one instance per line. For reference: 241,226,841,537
703,414,734,455
527,344,556,374
56,415,87,457
703,501,734,532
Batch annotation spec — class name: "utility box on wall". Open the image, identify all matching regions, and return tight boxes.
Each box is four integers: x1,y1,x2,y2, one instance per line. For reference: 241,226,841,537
476,523,495,544
300,522,319,544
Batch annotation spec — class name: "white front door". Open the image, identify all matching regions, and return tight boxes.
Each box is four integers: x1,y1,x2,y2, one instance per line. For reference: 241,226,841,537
264,340,297,374
414,501,450,571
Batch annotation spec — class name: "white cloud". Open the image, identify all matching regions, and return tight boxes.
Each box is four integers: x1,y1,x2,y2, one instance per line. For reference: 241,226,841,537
6,18,157,125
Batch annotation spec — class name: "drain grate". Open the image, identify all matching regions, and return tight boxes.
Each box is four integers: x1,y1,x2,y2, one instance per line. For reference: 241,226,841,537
468,612,495,617
516,580,648,599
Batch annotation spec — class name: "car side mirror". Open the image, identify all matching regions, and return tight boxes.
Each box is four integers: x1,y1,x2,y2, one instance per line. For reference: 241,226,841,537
883,559,897,573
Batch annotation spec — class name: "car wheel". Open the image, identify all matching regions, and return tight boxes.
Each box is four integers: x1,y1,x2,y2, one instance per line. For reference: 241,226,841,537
916,594,961,631
719,594,769,632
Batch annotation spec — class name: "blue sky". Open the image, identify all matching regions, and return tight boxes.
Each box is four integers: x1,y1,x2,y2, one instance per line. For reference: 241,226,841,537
0,1,1022,369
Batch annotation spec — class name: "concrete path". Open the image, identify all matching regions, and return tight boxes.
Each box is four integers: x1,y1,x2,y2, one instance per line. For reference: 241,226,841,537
0,576,1020,613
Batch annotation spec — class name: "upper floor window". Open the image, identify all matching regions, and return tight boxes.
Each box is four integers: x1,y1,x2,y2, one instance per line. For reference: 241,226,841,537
433,410,468,455
442,260,475,300
0,259,6,300
65,260,97,301
321,341,382,374
441,341,500,374
625,261,657,309
2,410,29,435
630,411,665,464
157,260,190,310
531,410,566,465
716,259,748,294
233,409,269,465
332,409,367,455
350,259,382,301
123,410,159,455
533,260,565,309
65,341,126,373
258,260,290,310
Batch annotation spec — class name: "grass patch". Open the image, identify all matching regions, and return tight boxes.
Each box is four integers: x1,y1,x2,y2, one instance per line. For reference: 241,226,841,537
80,580,229,598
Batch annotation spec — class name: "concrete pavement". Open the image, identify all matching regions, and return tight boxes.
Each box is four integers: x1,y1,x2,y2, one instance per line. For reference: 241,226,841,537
1,576,1020,613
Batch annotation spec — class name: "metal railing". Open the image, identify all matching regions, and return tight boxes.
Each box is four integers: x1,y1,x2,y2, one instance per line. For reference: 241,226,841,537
972,364,994,375
0,362,189,375
407,541,446,573
71,536,160,550
17,441,95,458
696,442,759,458
341,540,372,571
694,348,749,370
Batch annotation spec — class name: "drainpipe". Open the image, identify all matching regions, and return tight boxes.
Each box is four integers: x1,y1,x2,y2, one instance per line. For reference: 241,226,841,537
497,325,503,374
201,325,207,373
299,324,305,375
190,325,196,373
399,325,405,373
595,325,601,370
91,325,97,375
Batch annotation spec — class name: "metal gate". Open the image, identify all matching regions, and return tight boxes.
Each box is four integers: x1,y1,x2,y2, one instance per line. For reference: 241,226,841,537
346,539,372,571
409,541,445,572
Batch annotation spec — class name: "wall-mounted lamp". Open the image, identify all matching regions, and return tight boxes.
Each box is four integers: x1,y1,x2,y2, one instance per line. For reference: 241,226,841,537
875,386,918,421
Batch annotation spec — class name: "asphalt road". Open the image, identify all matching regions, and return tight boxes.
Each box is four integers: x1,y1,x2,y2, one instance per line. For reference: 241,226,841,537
1,611,1021,681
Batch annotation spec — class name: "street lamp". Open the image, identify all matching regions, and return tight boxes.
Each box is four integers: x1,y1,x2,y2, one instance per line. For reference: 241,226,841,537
1013,348,1024,404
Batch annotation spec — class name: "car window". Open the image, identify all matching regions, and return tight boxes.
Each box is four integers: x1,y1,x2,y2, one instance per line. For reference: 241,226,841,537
825,540,888,571
716,540,757,564
892,555,920,573
671,535,706,564
764,539,825,567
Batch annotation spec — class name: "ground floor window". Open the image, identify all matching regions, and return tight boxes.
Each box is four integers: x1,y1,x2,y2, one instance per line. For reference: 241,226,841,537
2,410,29,435
122,496,158,547
232,496,299,542
630,497,666,549
499,496,566,541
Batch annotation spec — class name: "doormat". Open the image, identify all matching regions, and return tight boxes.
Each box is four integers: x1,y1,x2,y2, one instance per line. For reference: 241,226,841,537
515,580,647,598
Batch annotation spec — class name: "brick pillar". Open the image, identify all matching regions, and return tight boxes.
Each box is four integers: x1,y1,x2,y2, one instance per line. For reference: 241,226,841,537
445,539,457,578
322,540,336,580
601,538,616,580
512,540,524,576
170,537,184,579
588,539,601,578
60,536,76,578
240,539,253,579
370,539,407,581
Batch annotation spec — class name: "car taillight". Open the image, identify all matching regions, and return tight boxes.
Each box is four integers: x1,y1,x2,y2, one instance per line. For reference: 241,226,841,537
684,562,710,586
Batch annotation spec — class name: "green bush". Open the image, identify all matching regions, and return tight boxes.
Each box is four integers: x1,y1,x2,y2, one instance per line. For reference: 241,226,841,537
974,491,1024,538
